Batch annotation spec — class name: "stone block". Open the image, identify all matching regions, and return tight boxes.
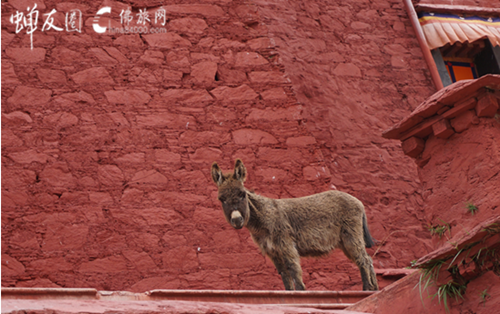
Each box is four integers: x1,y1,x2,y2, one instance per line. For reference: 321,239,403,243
260,88,287,100
1,61,20,85
450,110,479,133
351,21,370,29
5,48,46,63
121,188,144,204
97,165,124,186
163,70,183,82
130,170,167,185
246,105,302,122
286,136,317,146
39,166,75,188
79,256,128,273
105,90,151,105
247,37,273,50
169,18,208,35
303,165,331,181
36,68,67,84
248,71,287,84
1,254,25,277
1,129,24,147
234,52,269,67
136,113,196,129
332,63,362,77
155,150,181,163
161,89,213,104
7,86,52,109
103,47,129,63
163,4,225,17
90,47,118,64
143,33,191,49
232,129,278,145
476,94,499,117
138,50,164,65
163,247,199,272
210,84,258,101
255,167,288,182
217,67,247,84
191,61,217,85
401,137,425,158
9,150,50,164
432,119,454,139
2,111,33,124
114,34,144,48
390,55,407,68
115,153,145,164
123,250,158,271
71,67,114,85
189,147,223,163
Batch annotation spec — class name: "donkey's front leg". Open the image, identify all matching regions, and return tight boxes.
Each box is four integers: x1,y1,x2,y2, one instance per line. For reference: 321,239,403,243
271,256,294,290
285,257,306,291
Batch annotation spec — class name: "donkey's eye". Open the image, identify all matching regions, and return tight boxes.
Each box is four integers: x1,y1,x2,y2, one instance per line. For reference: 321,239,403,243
219,197,226,203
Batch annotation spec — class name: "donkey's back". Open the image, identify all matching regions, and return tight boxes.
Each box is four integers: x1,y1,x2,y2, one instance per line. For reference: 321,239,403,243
270,190,373,257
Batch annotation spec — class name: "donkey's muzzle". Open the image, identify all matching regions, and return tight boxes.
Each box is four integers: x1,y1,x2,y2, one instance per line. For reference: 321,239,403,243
230,210,244,229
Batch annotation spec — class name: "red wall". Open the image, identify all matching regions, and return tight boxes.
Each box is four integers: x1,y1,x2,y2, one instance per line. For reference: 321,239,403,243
418,118,500,249
2,0,436,291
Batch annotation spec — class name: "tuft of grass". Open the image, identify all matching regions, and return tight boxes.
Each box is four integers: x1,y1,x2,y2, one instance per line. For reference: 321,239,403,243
465,202,478,215
428,224,450,238
433,280,466,313
479,289,490,306
416,259,446,304
482,223,500,234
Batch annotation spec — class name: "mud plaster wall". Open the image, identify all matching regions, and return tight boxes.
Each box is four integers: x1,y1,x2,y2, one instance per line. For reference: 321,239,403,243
418,118,500,249
2,0,435,291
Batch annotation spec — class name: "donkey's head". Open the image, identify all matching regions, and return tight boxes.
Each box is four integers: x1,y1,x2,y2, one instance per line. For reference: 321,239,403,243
211,159,249,229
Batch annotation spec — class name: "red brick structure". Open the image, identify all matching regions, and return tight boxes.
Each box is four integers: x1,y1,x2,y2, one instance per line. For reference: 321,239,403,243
349,76,500,313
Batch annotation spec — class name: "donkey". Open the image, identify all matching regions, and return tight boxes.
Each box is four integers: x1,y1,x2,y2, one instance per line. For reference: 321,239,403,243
211,159,379,291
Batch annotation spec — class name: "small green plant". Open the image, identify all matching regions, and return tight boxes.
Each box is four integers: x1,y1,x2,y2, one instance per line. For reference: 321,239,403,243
428,223,450,238
417,259,446,302
482,223,500,234
465,202,478,215
479,288,490,306
433,280,466,313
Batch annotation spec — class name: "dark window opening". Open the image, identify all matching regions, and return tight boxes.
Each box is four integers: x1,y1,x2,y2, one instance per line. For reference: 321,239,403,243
433,39,500,86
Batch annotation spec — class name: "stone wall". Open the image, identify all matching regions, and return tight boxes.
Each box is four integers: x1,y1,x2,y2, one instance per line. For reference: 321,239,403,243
2,0,436,291
418,106,500,249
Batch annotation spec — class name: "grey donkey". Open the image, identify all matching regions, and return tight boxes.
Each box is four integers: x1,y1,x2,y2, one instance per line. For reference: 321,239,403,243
211,159,379,291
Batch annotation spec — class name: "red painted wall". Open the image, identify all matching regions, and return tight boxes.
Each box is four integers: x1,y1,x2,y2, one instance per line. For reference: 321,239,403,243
418,117,500,249
2,0,436,291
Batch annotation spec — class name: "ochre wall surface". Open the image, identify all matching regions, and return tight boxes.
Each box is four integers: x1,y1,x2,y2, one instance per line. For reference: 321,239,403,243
418,118,500,248
2,0,436,291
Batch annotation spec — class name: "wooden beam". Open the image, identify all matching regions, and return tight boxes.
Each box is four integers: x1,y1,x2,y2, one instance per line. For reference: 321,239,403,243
415,4,500,16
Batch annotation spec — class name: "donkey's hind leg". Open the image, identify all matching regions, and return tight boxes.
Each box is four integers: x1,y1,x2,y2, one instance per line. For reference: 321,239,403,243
340,231,379,291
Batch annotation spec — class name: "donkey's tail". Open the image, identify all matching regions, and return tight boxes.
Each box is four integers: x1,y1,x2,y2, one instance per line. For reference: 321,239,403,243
363,213,375,248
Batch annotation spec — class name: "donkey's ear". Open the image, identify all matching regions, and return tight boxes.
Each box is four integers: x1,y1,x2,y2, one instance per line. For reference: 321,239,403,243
211,162,224,186
233,159,246,182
